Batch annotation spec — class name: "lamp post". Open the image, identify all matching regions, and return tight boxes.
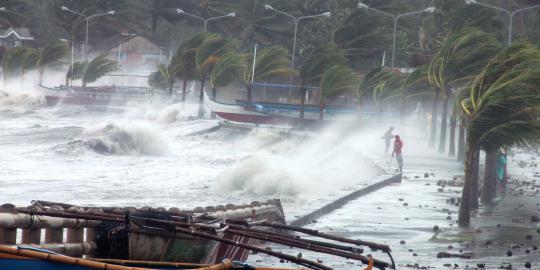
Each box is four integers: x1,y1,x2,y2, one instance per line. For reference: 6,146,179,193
264,5,331,70
358,3,435,68
176,9,235,32
61,6,115,60
465,0,540,45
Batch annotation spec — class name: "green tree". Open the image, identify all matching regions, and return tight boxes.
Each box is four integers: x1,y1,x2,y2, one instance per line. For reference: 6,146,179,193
80,54,118,89
318,65,359,120
242,46,293,101
298,44,347,119
210,52,245,100
457,43,540,227
195,33,237,117
428,28,501,153
37,40,69,84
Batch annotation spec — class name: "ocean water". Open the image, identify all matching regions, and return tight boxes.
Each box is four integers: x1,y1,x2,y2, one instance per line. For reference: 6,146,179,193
0,88,379,212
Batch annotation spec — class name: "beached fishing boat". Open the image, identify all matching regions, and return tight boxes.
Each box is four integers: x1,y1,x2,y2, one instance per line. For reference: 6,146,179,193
38,84,185,107
0,200,286,265
0,200,394,269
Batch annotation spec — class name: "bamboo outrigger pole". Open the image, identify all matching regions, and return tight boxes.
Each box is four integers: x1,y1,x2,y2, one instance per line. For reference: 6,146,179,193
0,245,234,270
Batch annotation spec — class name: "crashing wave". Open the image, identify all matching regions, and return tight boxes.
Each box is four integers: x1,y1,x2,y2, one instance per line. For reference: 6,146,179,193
56,121,169,156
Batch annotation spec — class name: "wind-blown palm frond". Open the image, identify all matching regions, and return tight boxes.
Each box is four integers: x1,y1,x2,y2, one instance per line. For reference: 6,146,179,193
210,53,245,90
458,42,540,227
2,47,33,78
300,44,347,84
66,61,87,84
243,46,293,85
196,35,237,75
320,65,359,99
37,40,69,83
82,54,118,87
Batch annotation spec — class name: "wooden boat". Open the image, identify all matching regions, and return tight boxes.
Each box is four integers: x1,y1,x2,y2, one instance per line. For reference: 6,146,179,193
0,200,394,269
0,200,286,265
205,92,395,126
38,84,183,107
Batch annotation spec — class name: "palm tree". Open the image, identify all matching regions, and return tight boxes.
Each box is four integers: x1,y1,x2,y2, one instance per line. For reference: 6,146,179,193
457,43,540,227
242,46,293,102
428,28,501,153
210,52,245,100
66,62,87,86
2,47,33,80
318,65,359,120
195,34,237,117
81,54,118,89
148,68,167,91
37,40,69,84
298,45,347,120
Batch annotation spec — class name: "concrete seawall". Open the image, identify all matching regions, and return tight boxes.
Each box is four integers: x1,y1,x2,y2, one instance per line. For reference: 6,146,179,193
290,173,402,227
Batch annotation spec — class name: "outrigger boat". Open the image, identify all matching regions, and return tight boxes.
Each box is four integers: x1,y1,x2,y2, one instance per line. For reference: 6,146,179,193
38,84,186,107
0,201,394,270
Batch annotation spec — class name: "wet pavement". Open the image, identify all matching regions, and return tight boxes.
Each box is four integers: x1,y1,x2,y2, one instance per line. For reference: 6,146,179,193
248,131,540,270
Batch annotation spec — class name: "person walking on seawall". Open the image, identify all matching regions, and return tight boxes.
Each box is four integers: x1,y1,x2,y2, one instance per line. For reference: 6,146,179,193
392,135,404,173
381,126,394,154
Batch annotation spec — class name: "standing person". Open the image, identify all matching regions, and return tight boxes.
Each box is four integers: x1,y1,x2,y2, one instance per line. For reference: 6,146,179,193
381,126,394,154
392,135,404,173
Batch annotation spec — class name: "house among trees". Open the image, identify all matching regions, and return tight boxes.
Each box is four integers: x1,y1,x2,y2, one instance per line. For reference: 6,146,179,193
90,35,165,74
0,27,34,48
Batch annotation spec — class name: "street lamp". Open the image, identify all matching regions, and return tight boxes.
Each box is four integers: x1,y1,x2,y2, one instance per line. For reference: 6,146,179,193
358,2,435,68
176,9,235,32
61,6,115,60
265,4,331,69
465,0,540,45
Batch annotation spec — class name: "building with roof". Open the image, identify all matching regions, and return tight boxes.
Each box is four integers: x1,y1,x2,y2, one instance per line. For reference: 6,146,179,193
0,27,34,48
90,35,166,73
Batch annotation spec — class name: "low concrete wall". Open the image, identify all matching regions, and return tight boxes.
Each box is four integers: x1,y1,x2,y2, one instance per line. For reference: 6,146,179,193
290,174,402,227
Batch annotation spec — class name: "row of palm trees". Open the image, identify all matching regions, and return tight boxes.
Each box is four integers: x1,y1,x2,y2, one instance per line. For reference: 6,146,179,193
357,27,540,227
149,32,359,119
1,41,118,89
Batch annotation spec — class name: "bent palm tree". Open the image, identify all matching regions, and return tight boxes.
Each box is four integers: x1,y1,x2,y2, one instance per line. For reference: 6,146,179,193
298,45,347,120
457,43,540,227
242,46,293,102
195,34,237,117
318,65,359,120
210,53,245,100
37,40,69,84
428,28,501,153
81,54,118,89
66,62,87,86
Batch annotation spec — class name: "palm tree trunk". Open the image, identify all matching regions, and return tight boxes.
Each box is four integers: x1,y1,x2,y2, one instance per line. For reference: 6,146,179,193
481,148,497,205
198,75,207,118
458,138,478,227
168,78,174,97
429,89,440,148
182,78,188,102
457,117,466,161
299,80,306,120
319,97,324,120
38,68,44,85
471,147,480,209
247,84,252,102
438,95,449,153
448,110,457,156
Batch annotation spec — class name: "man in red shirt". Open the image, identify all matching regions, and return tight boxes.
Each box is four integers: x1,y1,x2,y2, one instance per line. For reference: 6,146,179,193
392,135,403,173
